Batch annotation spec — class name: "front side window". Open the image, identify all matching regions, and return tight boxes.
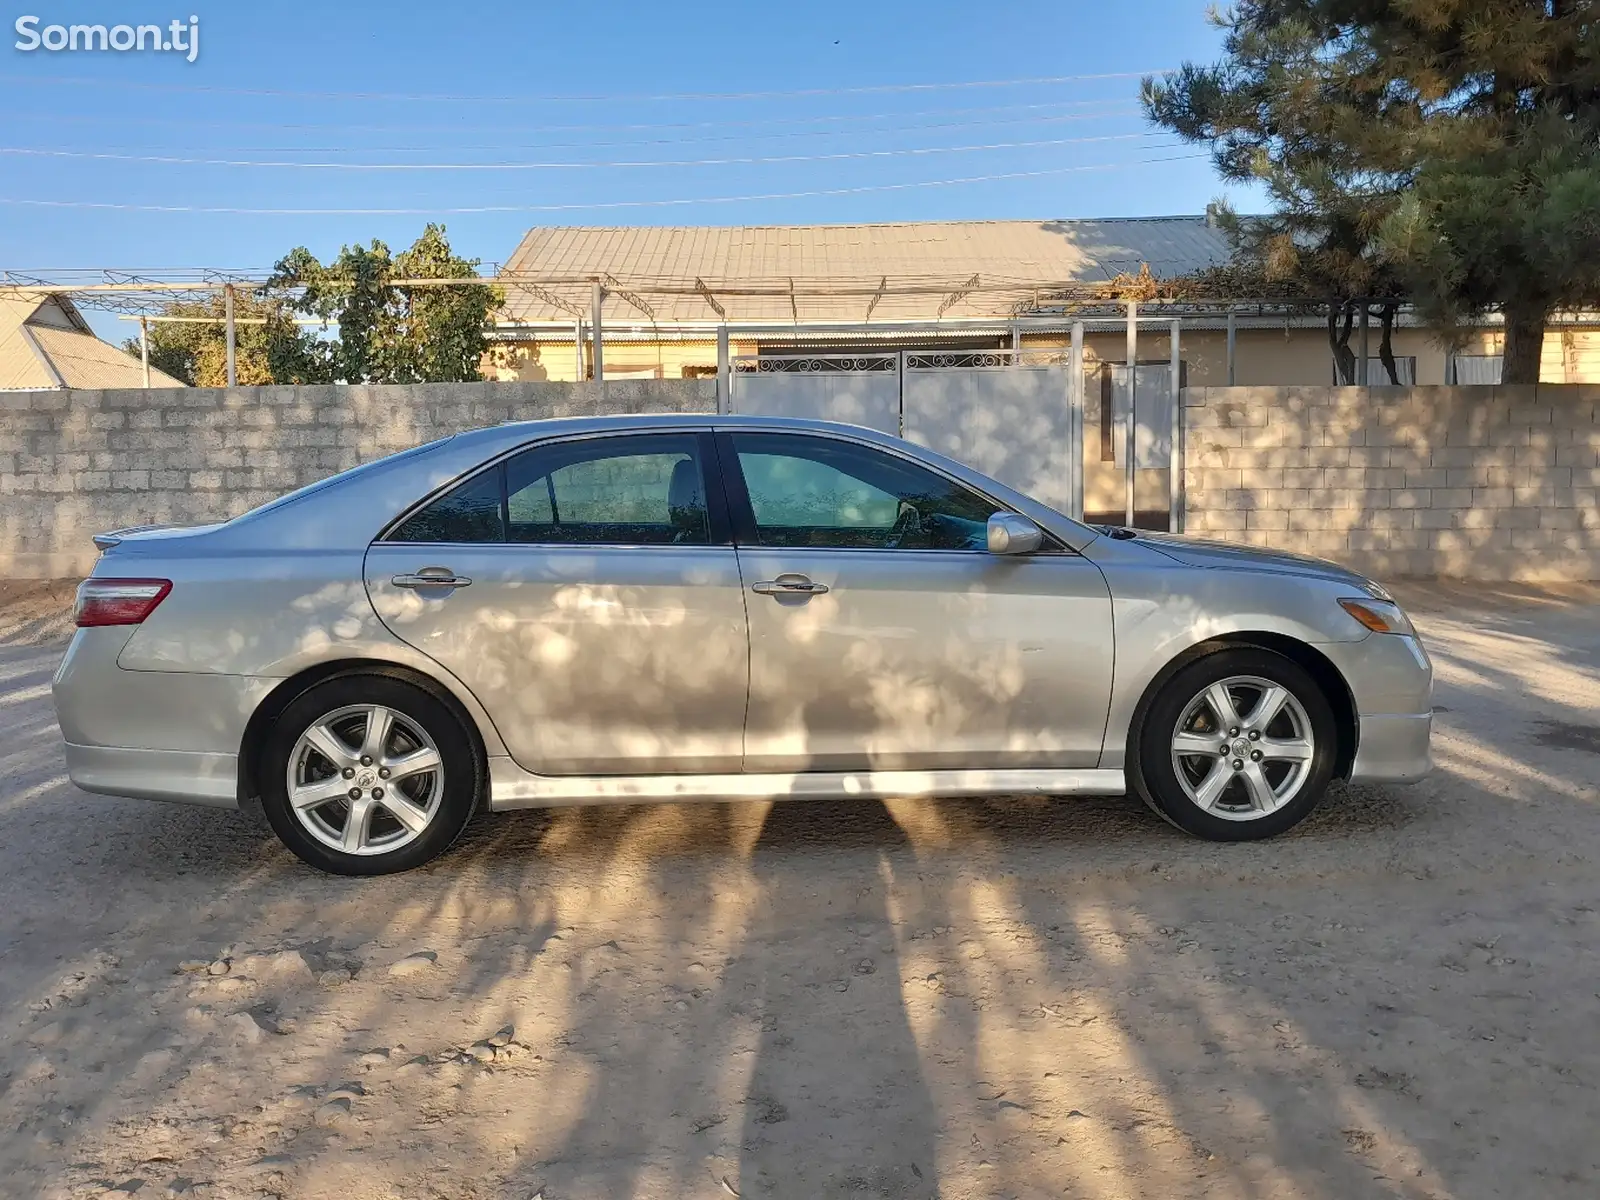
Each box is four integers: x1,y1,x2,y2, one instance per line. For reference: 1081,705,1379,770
389,433,712,546
729,432,1001,550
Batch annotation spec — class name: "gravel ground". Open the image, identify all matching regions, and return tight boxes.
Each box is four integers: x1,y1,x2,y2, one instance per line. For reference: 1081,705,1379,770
1,581,1597,1200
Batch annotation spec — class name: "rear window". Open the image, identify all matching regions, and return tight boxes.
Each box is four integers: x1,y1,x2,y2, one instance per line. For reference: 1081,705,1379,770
234,437,455,522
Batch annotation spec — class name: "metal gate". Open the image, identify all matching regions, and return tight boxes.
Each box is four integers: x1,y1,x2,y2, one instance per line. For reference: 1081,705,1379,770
728,353,900,435
727,345,1179,529
899,350,1078,515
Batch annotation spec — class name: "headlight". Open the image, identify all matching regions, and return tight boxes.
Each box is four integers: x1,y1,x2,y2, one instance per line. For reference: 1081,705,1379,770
1339,597,1415,636
1359,578,1395,602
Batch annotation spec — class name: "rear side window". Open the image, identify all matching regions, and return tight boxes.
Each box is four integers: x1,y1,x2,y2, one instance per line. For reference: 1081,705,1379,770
505,443,707,544
387,432,715,546
390,467,504,544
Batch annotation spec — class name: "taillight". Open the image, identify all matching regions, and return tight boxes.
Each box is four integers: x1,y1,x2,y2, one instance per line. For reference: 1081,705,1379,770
75,578,172,628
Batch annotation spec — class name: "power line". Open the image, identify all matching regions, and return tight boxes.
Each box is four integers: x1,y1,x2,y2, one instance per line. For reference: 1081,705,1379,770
7,96,1140,138
0,68,1172,105
0,108,1146,158
0,152,1209,215
0,132,1174,172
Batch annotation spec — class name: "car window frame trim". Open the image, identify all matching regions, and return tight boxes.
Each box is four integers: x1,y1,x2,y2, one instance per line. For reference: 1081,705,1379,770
377,427,734,549
712,427,1073,556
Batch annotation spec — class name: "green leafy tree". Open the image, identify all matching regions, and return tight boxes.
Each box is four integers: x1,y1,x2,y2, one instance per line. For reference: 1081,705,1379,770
267,225,502,384
121,292,330,387
1143,0,1600,384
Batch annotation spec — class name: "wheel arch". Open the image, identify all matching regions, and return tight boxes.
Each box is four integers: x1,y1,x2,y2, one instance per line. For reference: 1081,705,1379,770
237,659,491,813
1124,632,1359,787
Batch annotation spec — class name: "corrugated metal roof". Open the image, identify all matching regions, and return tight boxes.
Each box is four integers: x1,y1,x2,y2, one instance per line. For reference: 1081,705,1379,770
28,324,186,389
0,294,185,389
500,217,1232,325
0,296,60,390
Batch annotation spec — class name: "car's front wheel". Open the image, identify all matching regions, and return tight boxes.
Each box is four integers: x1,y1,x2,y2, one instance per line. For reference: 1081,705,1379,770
1135,648,1338,841
258,674,482,875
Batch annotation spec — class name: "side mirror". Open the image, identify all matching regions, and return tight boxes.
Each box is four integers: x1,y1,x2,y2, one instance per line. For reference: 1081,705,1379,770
986,512,1044,555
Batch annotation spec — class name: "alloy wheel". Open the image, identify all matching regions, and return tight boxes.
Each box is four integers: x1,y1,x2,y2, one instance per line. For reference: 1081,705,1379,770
1169,675,1315,821
286,704,445,855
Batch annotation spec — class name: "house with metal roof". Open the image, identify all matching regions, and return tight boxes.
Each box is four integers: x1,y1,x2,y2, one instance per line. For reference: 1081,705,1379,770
488,216,1591,387
0,293,185,391
498,216,1232,325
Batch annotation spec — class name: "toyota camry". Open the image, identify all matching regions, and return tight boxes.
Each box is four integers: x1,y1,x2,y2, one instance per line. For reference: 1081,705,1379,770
53,415,1433,874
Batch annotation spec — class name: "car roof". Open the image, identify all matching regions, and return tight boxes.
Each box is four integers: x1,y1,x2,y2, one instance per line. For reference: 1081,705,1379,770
453,411,903,456
494,412,879,435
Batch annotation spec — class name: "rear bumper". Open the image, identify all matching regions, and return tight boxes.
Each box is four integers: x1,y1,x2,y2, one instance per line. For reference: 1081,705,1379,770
1348,712,1433,783
53,626,267,808
63,741,240,808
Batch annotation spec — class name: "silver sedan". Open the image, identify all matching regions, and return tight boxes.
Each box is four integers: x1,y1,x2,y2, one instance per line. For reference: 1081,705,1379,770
53,415,1433,874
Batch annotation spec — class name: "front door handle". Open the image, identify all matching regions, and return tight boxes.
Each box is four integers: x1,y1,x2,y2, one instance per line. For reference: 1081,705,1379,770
392,568,472,590
751,574,829,597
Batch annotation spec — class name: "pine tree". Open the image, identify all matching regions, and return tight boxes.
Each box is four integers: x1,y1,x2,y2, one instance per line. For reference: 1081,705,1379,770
1145,0,1600,383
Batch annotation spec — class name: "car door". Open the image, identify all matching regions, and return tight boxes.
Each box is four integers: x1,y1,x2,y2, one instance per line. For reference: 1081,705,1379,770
365,429,750,777
719,428,1115,774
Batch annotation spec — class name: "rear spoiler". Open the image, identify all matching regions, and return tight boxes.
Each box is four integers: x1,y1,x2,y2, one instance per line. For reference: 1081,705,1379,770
92,525,174,552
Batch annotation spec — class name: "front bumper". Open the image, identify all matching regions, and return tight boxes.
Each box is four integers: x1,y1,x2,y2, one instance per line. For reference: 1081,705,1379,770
1322,632,1434,784
1349,712,1433,782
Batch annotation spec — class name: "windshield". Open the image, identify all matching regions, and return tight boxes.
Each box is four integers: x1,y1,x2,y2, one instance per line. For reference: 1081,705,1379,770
233,436,455,523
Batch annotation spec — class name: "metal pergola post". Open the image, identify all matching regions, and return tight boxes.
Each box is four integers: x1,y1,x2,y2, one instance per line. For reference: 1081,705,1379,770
1226,311,1237,386
716,325,730,414
139,316,150,388
896,350,906,437
590,279,605,385
223,284,237,387
1069,320,1085,521
574,319,584,380
1169,319,1182,535
1125,300,1138,528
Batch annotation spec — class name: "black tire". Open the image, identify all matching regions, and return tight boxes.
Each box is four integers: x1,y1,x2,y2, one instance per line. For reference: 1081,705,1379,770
258,674,483,875
1133,648,1338,841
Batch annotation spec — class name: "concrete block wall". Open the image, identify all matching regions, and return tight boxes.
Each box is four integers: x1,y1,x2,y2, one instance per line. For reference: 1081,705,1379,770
5,379,1597,581
0,380,714,578
1183,384,1600,581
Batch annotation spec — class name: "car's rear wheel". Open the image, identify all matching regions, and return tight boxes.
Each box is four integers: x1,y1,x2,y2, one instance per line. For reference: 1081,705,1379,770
259,674,482,875
1135,648,1338,841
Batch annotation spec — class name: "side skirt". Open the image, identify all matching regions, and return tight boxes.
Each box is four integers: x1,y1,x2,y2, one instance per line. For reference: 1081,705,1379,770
488,757,1125,810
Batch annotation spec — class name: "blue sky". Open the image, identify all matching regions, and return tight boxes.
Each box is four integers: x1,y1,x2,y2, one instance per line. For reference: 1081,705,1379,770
2,1,1253,338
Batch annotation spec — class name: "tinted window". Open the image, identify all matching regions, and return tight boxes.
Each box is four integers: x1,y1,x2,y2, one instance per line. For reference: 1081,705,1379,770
389,433,711,546
509,450,702,541
730,433,1000,550
390,466,504,543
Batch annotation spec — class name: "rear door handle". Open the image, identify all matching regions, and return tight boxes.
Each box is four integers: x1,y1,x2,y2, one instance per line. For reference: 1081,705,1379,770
392,570,472,590
751,574,829,597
